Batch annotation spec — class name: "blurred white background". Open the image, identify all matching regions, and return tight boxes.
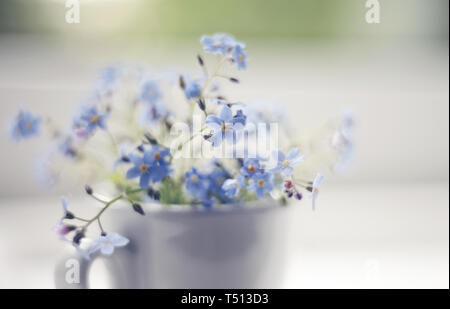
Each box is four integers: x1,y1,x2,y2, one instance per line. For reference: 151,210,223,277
0,0,448,288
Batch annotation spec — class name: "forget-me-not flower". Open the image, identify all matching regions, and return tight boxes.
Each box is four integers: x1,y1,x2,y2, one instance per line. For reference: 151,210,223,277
207,164,232,201
240,158,262,178
248,172,274,199
232,43,247,70
185,167,210,201
10,110,41,141
205,106,246,147
182,76,203,100
74,105,108,136
214,99,245,108
58,136,77,158
145,146,172,182
200,33,236,55
222,176,245,198
140,80,162,104
126,146,172,188
270,148,305,177
141,101,168,125
88,233,129,256
310,173,325,211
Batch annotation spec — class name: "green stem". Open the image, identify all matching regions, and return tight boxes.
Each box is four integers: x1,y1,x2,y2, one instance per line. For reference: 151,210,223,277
83,194,124,229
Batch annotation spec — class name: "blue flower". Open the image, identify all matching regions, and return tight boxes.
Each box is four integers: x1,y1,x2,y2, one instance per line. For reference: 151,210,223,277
185,167,210,201
270,148,305,177
140,80,162,104
126,146,172,188
146,146,172,182
232,43,247,70
141,101,168,125
74,105,108,136
99,66,121,87
240,158,262,178
222,176,245,198
200,33,236,55
185,164,233,206
10,110,41,141
214,99,245,107
207,164,232,201
113,143,134,170
58,136,77,158
310,173,325,211
57,196,72,224
247,172,274,199
88,233,129,256
205,106,246,147
182,76,202,100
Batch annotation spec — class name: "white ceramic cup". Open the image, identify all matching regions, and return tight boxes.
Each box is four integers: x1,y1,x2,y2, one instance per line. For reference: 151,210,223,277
55,201,294,288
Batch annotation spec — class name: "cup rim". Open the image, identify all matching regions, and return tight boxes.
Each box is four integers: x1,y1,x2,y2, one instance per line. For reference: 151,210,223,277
111,198,286,216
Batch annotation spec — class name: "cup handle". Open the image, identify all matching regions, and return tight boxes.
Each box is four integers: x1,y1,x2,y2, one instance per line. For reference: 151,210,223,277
54,245,135,289
54,249,99,289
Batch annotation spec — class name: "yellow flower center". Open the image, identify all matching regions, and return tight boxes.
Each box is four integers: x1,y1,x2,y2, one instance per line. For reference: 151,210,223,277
190,175,199,183
25,122,33,129
154,152,161,161
139,164,149,173
248,165,256,173
90,115,99,123
314,188,319,194
257,180,265,187
282,160,290,167
238,54,243,62
213,40,221,47
221,123,229,132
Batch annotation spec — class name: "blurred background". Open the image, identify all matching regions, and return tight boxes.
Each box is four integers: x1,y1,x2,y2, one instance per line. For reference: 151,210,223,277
0,0,448,288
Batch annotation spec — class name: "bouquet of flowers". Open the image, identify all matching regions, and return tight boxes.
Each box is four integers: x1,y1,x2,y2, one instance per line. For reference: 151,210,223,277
9,34,353,258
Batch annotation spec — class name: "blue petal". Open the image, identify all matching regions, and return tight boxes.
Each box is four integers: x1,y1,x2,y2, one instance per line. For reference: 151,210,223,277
129,154,143,166
286,148,300,160
126,167,141,179
205,115,222,127
139,173,151,189
281,166,294,177
220,106,233,122
210,132,223,147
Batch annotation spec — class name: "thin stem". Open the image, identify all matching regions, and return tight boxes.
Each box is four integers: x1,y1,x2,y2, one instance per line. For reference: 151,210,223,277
97,218,105,234
83,194,124,229
90,194,109,204
201,55,228,95
105,130,119,155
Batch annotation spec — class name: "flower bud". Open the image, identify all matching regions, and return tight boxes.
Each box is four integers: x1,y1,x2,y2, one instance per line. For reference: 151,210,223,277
294,192,303,200
132,203,145,216
197,98,206,111
64,211,75,220
197,55,204,66
56,224,76,236
73,231,85,245
147,187,155,198
154,191,161,201
284,180,293,189
144,133,158,145
229,77,239,83
85,185,93,195
179,75,185,89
